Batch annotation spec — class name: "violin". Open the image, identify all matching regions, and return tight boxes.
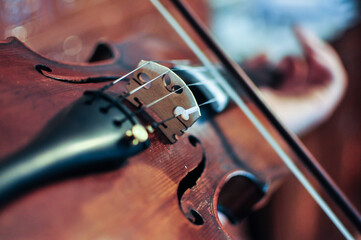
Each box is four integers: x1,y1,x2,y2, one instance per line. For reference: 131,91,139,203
0,0,360,239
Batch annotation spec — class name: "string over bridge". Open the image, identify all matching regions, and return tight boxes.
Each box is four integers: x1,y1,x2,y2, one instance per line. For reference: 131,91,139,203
125,60,201,143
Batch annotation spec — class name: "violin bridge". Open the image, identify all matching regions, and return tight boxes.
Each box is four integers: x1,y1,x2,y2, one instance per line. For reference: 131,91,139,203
125,60,201,143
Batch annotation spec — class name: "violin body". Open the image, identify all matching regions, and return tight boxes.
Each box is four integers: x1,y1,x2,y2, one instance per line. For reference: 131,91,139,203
1,1,359,239
0,35,289,239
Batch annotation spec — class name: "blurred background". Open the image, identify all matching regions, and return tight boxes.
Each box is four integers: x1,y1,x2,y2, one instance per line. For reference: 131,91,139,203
0,0,360,239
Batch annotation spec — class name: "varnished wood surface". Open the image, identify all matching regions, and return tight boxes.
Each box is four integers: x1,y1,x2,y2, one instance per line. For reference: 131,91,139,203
0,0,209,64
0,30,289,240
1,0,360,239
0,104,286,239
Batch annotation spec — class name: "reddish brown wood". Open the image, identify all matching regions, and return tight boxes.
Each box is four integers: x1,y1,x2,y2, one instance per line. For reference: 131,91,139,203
0,34,289,239
0,1,357,239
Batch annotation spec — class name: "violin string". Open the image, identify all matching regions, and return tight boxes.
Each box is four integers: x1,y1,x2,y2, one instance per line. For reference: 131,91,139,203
154,59,191,65
154,98,216,128
100,61,150,92
98,68,171,113
145,82,203,108
99,63,205,115
101,60,190,92
151,1,354,239
198,98,217,107
115,82,205,125
118,70,171,102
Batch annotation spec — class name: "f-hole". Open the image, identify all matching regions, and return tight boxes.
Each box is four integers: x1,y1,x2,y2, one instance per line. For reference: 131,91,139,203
177,135,206,225
217,171,267,225
35,64,52,74
189,209,204,225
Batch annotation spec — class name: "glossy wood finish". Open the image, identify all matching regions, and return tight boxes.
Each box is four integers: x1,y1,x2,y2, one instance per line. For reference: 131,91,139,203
0,34,288,239
1,1,359,239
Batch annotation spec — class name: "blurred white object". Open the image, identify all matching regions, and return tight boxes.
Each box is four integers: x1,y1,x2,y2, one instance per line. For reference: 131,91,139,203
260,27,347,135
210,0,357,62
